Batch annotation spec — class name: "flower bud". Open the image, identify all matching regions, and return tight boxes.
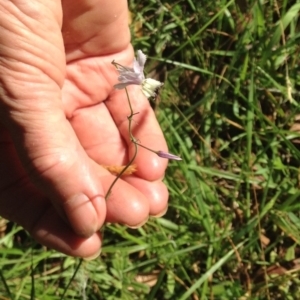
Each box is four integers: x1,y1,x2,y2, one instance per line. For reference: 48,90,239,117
157,150,182,161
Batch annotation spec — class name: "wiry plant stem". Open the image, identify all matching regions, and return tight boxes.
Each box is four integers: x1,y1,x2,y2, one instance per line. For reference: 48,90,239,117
105,87,138,199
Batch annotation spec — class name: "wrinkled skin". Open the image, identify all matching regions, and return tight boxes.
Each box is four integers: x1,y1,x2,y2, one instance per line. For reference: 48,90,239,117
0,0,168,258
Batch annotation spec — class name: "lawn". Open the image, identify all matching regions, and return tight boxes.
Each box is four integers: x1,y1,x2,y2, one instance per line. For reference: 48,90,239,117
2,0,300,299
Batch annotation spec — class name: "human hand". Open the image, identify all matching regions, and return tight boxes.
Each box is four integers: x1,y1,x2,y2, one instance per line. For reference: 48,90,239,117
0,0,168,258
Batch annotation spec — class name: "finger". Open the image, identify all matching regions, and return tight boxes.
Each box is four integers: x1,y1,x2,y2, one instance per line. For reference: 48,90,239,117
62,0,130,61
89,172,149,226
32,206,103,258
69,102,127,167
1,186,103,259
0,1,106,237
124,176,169,217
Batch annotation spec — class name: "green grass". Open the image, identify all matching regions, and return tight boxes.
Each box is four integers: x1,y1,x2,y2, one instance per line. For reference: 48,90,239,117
2,0,300,299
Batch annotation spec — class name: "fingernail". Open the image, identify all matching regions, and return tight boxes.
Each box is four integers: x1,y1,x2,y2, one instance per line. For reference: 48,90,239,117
125,217,149,229
84,248,102,261
64,193,98,237
151,206,168,218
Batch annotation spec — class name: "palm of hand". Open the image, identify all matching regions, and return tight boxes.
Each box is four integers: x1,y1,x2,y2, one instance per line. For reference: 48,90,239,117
0,1,168,257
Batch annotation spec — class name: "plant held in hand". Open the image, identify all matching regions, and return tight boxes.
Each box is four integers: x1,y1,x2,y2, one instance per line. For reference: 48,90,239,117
112,50,182,170
112,50,163,99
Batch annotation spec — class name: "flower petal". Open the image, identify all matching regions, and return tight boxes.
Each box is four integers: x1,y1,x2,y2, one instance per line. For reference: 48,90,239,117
142,78,163,98
136,50,147,68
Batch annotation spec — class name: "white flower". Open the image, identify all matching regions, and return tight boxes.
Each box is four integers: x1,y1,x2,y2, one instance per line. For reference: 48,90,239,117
113,50,163,98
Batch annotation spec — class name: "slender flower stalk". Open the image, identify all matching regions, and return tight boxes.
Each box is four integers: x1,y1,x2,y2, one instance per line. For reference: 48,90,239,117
104,87,138,199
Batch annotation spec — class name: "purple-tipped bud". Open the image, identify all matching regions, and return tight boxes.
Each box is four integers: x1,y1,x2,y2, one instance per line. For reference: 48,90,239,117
157,150,182,161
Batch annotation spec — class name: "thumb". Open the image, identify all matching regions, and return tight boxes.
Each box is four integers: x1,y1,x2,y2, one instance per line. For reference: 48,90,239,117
0,1,106,236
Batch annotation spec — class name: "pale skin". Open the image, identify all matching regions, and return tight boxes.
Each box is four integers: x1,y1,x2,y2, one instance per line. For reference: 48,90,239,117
0,0,168,258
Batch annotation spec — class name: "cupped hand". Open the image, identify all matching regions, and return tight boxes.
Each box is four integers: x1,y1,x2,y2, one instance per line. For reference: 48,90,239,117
0,0,168,257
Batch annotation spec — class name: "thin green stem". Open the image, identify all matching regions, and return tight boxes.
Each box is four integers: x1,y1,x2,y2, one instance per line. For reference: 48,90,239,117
105,87,138,199
105,143,138,199
60,258,83,300
0,268,12,299
134,141,157,154
125,87,136,142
